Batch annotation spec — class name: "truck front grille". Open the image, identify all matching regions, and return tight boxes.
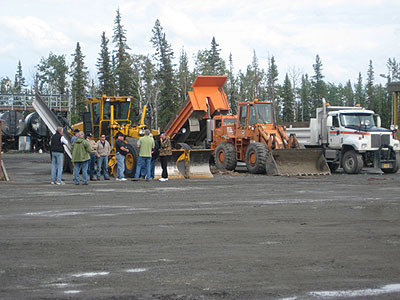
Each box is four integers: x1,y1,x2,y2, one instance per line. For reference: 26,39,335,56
371,134,390,148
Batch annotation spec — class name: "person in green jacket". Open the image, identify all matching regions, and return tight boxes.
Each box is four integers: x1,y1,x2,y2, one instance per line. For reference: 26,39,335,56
71,131,92,185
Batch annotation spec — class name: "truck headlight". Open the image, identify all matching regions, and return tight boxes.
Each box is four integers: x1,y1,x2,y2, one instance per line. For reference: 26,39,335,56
394,142,400,150
361,143,367,149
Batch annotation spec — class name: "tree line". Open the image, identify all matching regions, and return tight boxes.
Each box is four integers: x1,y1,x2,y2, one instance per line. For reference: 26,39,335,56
1,10,399,128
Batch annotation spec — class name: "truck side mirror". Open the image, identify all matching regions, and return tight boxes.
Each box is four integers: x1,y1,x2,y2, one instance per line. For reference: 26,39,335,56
376,116,381,128
326,116,333,127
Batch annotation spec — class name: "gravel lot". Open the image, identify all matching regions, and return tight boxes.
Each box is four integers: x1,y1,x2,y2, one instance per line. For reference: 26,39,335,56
1,153,400,300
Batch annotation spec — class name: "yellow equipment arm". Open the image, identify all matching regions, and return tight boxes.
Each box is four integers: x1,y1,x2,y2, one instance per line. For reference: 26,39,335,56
139,105,147,126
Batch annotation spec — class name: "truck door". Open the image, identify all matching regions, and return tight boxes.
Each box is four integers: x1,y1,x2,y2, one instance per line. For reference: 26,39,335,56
328,114,341,149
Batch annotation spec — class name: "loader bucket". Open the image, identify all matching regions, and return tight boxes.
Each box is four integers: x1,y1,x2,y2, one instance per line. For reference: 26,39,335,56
265,148,331,176
154,149,187,179
187,149,213,179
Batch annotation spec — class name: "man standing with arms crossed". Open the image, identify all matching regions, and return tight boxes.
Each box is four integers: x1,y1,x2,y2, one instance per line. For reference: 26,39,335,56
96,134,111,180
132,129,154,181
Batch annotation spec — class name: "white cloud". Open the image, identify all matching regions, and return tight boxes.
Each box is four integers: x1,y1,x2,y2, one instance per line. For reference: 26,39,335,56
1,16,72,51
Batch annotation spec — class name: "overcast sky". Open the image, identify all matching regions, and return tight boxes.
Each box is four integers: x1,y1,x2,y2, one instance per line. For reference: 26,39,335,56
1,0,399,88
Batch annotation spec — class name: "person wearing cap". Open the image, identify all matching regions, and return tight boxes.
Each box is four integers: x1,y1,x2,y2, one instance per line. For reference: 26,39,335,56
86,133,98,181
71,129,80,144
132,129,154,181
115,133,129,181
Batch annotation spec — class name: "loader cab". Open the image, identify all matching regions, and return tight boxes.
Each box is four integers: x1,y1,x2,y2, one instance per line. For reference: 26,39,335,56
238,101,273,128
86,96,132,139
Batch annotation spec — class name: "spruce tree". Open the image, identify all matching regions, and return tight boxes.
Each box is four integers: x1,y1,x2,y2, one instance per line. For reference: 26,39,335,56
70,42,89,123
195,37,226,75
97,32,115,96
14,61,26,93
354,72,365,106
226,53,239,114
343,80,354,107
208,37,226,75
281,73,295,122
112,9,135,96
310,54,326,113
266,56,280,121
298,74,311,121
365,60,374,109
151,19,178,129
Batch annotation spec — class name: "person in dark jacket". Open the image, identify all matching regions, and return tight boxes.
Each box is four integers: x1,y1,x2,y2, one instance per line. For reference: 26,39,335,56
50,126,68,185
150,134,160,180
158,132,172,182
71,131,92,185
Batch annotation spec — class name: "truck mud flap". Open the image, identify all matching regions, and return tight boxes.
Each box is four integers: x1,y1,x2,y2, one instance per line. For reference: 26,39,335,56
186,149,213,179
265,149,331,176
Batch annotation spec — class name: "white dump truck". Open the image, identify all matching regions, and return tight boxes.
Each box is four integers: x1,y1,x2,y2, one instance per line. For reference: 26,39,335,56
286,100,400,174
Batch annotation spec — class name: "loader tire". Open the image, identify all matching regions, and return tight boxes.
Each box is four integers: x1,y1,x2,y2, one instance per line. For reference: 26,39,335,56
124,144,138,178
215,142,237,171
381,155,400,174
245,142,268,174
342,150,363,174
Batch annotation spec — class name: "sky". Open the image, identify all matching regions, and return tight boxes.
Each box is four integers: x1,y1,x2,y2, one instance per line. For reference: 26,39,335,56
1,0,399,88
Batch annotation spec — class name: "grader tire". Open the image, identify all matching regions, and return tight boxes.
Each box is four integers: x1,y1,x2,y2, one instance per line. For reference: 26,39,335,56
215,142,237,171
342,150,363,174
124,144,138,178
245,142,268,174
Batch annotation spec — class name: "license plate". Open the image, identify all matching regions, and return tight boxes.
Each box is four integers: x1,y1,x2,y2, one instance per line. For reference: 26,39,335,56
382,163,391,168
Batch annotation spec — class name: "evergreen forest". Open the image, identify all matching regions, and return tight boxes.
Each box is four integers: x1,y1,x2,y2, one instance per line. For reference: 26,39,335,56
1,10,399,129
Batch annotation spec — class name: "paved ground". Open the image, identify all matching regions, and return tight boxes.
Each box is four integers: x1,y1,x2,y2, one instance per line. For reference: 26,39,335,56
1,153,400,300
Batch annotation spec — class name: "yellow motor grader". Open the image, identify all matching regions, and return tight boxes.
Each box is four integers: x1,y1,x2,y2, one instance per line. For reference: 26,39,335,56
68,96,157,177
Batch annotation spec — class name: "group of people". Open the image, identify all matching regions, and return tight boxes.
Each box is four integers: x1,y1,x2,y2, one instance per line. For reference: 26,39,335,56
50,127,111,185
50,126,171,185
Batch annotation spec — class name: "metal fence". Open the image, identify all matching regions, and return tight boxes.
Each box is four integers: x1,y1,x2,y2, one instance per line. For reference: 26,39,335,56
0,94,71,112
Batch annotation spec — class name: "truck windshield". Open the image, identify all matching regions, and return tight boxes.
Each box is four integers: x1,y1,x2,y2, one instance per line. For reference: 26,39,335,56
255,103,272,123
340,113,375,129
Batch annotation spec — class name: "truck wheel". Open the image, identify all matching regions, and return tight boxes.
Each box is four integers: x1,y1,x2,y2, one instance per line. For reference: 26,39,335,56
245,142,268,174
215,142,237,171
327,162,339,173
124,144,138,178
342,150,363,174
381,155,400,174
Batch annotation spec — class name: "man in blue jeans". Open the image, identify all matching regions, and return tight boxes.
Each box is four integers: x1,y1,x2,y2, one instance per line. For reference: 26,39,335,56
71,131,92,185
50,126,68,185
115,133,129,181
132,129,154,181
